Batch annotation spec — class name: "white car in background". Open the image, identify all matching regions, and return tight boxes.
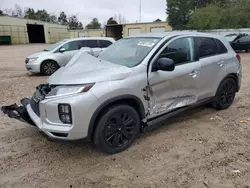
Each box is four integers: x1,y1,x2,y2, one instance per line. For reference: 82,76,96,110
25,37,115,75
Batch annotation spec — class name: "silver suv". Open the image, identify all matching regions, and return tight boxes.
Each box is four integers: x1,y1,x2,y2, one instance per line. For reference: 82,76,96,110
25,37,115,75
2,32,242,154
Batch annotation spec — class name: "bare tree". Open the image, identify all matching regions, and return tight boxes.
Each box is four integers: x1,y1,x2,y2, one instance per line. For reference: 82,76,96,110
118,14,122,24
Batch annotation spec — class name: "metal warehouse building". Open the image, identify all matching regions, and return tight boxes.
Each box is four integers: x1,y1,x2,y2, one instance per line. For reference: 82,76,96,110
106,21,172,40
0,16,68,44
0,16,172,44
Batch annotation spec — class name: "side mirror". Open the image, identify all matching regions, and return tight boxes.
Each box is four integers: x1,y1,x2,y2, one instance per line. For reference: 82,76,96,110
59,48,66,53
153,58,175,72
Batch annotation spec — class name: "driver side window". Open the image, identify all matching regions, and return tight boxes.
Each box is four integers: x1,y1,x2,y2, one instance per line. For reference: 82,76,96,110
159,37,195,65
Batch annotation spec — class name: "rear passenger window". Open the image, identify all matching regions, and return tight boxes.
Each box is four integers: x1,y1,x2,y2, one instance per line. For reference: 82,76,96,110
159,37,195,65
215,39,228,54
197,37,217,58
99,40,112,48
81,40,98,48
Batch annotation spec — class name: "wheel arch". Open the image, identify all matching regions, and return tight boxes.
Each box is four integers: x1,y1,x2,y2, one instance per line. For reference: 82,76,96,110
40,59,59,72
87,95,146,139
217,73,239,93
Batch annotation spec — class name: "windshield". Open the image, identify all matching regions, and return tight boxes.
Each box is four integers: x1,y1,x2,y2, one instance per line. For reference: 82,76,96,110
45,40,68,51
98,37,161,67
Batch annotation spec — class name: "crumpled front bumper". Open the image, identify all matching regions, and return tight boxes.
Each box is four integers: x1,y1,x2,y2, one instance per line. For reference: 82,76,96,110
1,98,35,126
1,98,74,140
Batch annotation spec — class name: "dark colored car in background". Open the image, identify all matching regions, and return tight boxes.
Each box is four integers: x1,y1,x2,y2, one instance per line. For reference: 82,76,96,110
226,33,250,52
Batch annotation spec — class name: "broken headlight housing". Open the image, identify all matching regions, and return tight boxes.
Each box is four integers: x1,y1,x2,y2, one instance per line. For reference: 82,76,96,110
45,84,95,99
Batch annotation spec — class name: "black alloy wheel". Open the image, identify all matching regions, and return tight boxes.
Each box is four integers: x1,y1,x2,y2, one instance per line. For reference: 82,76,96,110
94,105,140,154
213,78,236,110
104,112,137,147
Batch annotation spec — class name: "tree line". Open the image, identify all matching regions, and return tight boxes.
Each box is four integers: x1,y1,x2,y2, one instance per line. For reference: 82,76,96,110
167,0,250,30
0,4,128,30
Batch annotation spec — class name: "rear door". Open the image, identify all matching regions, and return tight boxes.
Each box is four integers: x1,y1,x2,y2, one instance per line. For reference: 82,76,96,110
83,40,101,57
195,37,227,99
147,37,201,118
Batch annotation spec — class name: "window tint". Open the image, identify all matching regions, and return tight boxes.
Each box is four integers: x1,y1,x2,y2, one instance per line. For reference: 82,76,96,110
197,37,217,58
99,40,112,48
215,39,228,54
159,37,195,65
62,41,81,51
86,40,98,48
239,36,250,42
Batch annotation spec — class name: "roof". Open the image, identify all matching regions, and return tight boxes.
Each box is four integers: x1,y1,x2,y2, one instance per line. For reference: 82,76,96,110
0,15,67,27
126,31,222,39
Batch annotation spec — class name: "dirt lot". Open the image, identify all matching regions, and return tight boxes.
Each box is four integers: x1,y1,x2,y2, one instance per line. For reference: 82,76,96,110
0,44,249,188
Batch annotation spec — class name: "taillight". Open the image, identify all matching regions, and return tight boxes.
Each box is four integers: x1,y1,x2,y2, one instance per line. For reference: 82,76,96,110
236,54,241,63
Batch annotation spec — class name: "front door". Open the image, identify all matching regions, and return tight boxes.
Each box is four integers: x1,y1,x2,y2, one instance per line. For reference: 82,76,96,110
55,40,81,66
147,37,201,119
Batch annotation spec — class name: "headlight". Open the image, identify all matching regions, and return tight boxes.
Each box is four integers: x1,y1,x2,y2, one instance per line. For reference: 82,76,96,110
29,57,38,62
45,84,95,99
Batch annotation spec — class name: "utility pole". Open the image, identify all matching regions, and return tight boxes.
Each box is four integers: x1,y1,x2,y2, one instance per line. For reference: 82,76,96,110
139,0,142,23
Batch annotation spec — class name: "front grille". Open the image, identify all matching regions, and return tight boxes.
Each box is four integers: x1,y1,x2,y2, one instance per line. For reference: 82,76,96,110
32,84,55,103
31,84,56,116
25,58,29,64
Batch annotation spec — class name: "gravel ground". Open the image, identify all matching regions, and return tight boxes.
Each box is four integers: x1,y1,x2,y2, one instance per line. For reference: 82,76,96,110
0,44,249,188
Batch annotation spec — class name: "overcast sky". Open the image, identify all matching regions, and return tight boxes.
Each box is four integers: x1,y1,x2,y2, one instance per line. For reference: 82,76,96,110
1,0,167,26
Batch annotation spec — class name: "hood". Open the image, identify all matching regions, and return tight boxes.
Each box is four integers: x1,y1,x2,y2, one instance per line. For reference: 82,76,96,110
27,51,49,58
48,52,131,85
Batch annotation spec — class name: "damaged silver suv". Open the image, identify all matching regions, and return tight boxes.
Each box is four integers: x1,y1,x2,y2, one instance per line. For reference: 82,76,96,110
2,32,242,154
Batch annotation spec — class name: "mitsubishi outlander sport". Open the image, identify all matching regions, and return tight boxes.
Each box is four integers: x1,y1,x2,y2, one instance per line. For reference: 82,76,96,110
2,32,242,154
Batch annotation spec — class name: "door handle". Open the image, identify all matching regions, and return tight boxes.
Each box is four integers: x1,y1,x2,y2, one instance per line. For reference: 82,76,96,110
217,60,224,67
189,70,199,78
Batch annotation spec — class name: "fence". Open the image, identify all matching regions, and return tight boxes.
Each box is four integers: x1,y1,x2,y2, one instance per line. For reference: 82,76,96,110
48,27,70,43
0,25,27,44
173,28,250,36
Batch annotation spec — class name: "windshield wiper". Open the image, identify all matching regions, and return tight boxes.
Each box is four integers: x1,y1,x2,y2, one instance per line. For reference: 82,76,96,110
44,49,49,51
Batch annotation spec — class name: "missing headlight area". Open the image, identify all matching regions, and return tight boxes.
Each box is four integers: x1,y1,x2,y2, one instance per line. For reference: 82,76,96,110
1,84,55,125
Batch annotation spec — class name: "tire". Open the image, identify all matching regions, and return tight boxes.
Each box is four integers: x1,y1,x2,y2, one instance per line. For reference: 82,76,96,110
213,78,237,110
41,60,59,75
93,104,140,154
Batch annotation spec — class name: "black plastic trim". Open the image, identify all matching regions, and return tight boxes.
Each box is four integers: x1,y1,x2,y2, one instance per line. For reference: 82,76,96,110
144,97,214,132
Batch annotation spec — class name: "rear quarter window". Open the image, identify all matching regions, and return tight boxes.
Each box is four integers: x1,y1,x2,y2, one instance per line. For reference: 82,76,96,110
215,39,228,54
99,40,113,48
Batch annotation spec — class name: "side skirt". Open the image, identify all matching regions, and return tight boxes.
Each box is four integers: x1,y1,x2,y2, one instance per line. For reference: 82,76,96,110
143,97,214,132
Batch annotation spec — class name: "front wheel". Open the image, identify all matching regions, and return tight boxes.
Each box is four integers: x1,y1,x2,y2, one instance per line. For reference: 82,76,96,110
41,60,59,75
213,78,236,110
93,105,140,154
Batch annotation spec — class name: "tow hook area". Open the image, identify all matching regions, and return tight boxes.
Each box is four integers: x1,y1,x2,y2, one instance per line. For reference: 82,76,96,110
1,98,35,126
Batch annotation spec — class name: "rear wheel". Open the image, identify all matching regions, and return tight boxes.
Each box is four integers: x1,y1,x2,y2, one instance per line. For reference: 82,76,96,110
213,78,236,110
93,104,140,154
246,46,250,52
41,60,59,75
